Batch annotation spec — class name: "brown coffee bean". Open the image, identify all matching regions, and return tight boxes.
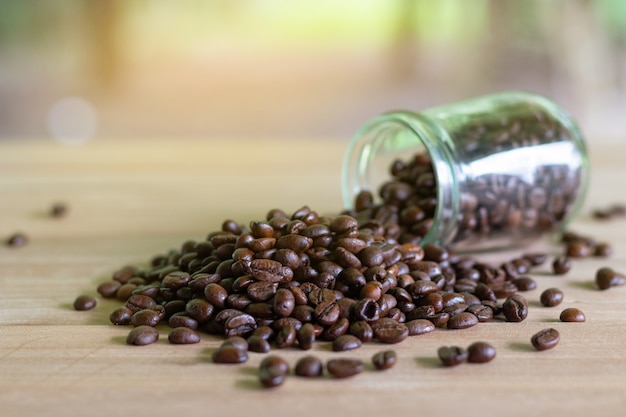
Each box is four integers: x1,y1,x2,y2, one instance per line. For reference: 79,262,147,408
566,240,592,258
326,358,365,378
212,345,248,364
332,334,362,352
552,256,572,275
126,325,159,346
221,336,249,351
595,267,626,290
437,346,468,367
275,324,297,349
531,328,560,351
560,307,586,322
6,232,28,247
540,288,564,307
126,294,156,313
593,243,612,257
372,319,409,344
512,276,536,291
97,281,121,298
295,355,324,377
502,295,528,322
168,327,200,344
467,341,496,363
168,313,198,329
447,312,478,329
224,313,256,337
247,335,271,353
130,309,162,327
372,350,397,370
405,319,436,335
465,304,494,322
73,295,97,311
314,300,340,325
348,320,374,342
185,299,214,323
110,306,133,325
203,283,228,309
273,288,296,318
260,355,290,374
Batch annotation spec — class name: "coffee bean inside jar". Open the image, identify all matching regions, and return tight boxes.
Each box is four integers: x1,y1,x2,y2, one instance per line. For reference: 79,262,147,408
342,91,588,251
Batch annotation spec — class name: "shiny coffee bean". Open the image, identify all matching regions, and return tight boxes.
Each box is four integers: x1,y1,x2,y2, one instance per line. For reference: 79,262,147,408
560,307,586,322
212,345,248,364
467,341,496,363
531,328,560,351
73,295,97,311
540,288,564,307
126,325,159,346
295,356,324,377
552,256,572,275
326,358,365,378
332,334,362,352
437,346,468,367
168,327,200,344
372,350,397,370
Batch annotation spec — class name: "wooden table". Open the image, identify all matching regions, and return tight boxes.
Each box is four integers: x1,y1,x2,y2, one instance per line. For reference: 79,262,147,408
1,138,625,417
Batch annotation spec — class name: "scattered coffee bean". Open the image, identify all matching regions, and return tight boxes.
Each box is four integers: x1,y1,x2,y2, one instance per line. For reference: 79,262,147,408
6,232,28,248
552,256,572,275
73,294,97,311
437,346,468,367
531,328,560,351
467,341,496,363
110,306,133,325
372,319,409,344
294,355,324,377
168,327,201,344
130,309,162,327
372,350,397,370
540,288,564,307
212,345,248,364
221,336,249,351
326,358,365,378
447,312,479,329
259,366,287,388
512,276,536,291
126,325,159,346
560,307,586,322
260,355,290,375
247,335,271,353
50,202,68,218
595,267,626,290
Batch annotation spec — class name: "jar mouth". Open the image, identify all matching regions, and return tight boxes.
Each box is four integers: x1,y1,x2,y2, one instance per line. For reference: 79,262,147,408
342,111,460,246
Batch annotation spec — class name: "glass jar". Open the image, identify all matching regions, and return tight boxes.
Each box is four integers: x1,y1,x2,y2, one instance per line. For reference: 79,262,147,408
342,91,589,251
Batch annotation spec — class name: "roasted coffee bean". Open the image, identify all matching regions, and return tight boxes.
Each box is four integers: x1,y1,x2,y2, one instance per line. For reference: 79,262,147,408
429,312,451,327
203,283,228,309
251,325,274,341
540,288,564,307
126,325,159,346
512,276,537,291
296,323,316,350
372,350,397,370
593,243,612,257
465,304,493,322
97,281,121,298
6,232,28,247
332,334,362,352
447,312,478,329
221,336,249,351
213,345,248,364
110,306,133,325
185,299,214,323
50,202,68,218
275,324,297,349
595,267,626,290
502,295,528,322
168,327,200,344
467,341,496,363
326,358,365,378
130,309,162,327
531,328,560,351
560,307,586,322
260,355,290,375
323,317,350,341
295,355,324,377
126,294,156,313
523,252,548,266
347,320,373,342
405,319,436,335
247,335,271,353
73,294,97,311
168,313,198,329
566,240,592,258
372,319,409,344
552,256,572,275
273,288,296,317
437,346,468,367
314,300,340,325
224,313,256,337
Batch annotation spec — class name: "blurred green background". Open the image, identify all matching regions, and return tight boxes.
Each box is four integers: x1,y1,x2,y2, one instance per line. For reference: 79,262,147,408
1,0,625,143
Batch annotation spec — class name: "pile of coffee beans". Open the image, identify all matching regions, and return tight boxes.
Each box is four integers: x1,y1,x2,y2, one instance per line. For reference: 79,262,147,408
72,148,626,388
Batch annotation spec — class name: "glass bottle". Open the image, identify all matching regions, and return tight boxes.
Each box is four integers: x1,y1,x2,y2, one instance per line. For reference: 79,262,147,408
342,91,589,251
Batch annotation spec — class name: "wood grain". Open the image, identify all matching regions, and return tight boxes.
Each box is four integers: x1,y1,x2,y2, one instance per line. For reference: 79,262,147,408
1,138,626,417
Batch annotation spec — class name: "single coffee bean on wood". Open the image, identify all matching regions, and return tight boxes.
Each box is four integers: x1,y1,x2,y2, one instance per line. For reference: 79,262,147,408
595,267,626,290
552,256,572,275
540,288,564,307
560,307,586,322
437,346,468,367
295,356,324,377
467,341,496,363
168,327,201,344
326,358,365,378
212,345,248,364
531,328,560,351
372,350,397,370
73,295,97,311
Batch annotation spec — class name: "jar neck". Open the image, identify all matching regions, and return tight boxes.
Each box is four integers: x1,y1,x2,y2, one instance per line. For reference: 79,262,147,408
342,110,462,246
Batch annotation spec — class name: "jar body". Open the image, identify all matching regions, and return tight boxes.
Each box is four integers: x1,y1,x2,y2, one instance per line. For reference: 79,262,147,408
342,91,589,251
